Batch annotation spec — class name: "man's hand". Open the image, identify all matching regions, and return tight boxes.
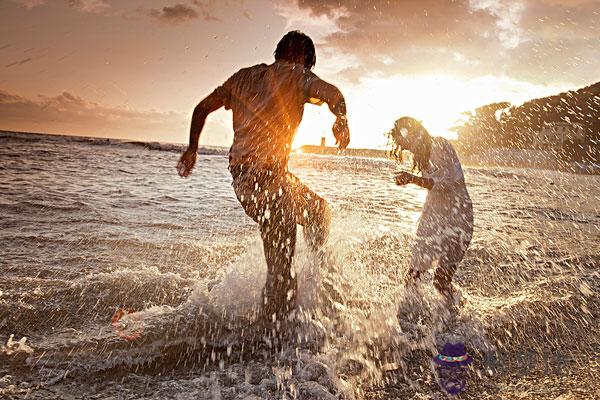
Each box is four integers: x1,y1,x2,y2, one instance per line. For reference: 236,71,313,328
394,171,414,186
177,149,197,178
333,116,350,150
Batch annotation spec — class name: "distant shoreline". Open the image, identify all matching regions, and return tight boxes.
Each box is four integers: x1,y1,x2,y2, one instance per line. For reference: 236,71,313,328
1,130,386,156
298,145,390,158
0,129,227,155
0,129,194,148
3,130,598,175
300,144,599,175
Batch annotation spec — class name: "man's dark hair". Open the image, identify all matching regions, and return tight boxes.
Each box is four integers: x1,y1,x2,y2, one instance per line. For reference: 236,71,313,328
274,30,316,70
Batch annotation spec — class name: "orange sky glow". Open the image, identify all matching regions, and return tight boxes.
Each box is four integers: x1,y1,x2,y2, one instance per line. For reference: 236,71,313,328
1,0,598,149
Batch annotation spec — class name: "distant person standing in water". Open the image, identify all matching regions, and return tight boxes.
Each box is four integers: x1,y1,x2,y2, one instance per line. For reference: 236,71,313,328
389,117,473,306
177,31,350,323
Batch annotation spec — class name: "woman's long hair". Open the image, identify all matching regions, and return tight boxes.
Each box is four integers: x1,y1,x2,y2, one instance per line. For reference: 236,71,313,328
387,116,432,173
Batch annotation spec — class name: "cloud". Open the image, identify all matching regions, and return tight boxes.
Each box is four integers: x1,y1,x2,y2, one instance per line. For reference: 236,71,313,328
148,4,199,25
146,1,221,25
287,1,500,78
0,89,187,141
282,0,600,86
191,0,221,22
469,0,525,49
66,0,110,13
19,0,44,8
5,57,33,68
17,0,110,12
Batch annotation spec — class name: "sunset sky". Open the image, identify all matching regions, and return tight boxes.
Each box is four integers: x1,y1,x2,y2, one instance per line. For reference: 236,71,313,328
1,0,598,149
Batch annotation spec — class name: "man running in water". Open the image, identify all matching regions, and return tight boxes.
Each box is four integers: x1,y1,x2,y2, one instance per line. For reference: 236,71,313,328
177,31,350,323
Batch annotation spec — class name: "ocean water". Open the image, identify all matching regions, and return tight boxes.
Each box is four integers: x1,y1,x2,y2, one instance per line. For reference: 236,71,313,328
1,131,599,399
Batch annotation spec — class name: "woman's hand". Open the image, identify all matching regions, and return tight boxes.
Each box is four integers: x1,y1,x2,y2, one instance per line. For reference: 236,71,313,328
394,171,414,186
176,148,197,178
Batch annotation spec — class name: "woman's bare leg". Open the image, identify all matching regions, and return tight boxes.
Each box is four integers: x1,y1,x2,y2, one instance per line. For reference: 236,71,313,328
433,263,458,302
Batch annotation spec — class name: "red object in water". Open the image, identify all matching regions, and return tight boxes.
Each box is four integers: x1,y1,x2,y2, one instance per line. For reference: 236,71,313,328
111,307,144,341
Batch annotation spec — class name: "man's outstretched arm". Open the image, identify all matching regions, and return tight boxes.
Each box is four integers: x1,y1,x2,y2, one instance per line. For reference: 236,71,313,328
177,91,224,178
307,80,350,150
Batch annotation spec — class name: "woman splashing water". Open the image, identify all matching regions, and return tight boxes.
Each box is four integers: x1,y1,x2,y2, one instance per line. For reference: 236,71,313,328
389,117,473,310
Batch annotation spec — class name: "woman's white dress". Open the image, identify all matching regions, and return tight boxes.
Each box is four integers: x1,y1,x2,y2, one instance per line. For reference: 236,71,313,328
411,137,473,272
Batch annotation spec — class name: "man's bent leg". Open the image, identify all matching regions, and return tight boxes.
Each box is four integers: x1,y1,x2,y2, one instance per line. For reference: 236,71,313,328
285,173,345,318
286,173,331,251
305,199,331,250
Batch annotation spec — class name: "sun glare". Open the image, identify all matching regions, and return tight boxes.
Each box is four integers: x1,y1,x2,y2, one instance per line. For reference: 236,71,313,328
293,74,566,150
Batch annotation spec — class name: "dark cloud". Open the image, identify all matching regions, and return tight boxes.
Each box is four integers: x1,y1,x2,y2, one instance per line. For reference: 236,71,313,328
148,4,199,25
5,57,33,68
292,0,600,85
294,0,501,78
0,89,186,140
146,1,222,25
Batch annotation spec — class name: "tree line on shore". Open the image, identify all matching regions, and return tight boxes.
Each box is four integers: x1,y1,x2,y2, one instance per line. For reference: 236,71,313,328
451,81,600,162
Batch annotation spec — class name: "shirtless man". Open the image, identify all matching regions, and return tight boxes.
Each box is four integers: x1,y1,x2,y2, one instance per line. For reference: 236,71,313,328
177,31,350,323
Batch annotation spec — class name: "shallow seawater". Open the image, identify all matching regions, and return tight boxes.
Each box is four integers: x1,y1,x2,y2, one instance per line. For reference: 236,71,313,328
1,131,599,399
